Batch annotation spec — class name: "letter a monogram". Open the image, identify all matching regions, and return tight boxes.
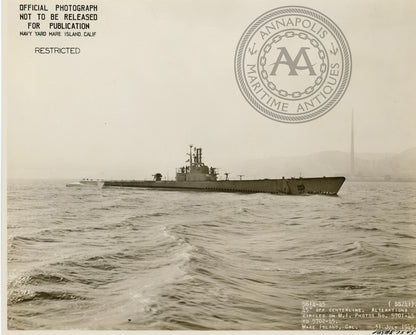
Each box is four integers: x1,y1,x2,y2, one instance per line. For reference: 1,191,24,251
270,47,316,76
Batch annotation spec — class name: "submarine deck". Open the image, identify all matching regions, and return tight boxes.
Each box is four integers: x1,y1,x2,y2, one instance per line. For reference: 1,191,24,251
103,177,345,195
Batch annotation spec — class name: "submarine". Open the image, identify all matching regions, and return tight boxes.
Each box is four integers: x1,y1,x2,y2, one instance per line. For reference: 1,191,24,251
103,145,345,195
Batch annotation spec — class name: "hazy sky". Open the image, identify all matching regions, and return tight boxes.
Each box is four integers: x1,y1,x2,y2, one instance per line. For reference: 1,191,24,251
5,0,416,179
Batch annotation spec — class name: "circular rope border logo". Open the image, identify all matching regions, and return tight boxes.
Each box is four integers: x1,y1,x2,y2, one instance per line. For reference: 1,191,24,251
234,6,352,123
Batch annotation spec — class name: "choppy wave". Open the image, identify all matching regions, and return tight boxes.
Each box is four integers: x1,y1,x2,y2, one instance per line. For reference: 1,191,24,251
7,179,416,329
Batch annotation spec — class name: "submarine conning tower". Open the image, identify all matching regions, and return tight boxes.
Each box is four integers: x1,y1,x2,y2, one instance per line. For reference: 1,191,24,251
175,145,218,182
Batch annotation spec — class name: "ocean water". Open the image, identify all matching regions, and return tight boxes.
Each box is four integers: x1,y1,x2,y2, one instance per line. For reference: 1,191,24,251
7,180,416,330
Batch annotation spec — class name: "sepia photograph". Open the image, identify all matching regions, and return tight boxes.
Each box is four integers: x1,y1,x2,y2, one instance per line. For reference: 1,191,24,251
3,0,416,333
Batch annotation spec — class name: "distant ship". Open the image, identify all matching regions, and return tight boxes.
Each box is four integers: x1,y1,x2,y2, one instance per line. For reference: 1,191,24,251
66,179,104,187
103,146,345,195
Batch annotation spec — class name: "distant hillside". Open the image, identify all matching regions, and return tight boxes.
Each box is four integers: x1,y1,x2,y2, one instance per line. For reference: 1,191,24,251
226,148,416,180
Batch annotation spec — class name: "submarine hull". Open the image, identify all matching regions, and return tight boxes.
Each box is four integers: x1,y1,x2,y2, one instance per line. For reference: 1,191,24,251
103,177,345,195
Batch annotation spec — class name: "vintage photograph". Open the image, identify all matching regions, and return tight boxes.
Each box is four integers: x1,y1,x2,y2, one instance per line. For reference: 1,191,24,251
3,0,416,332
